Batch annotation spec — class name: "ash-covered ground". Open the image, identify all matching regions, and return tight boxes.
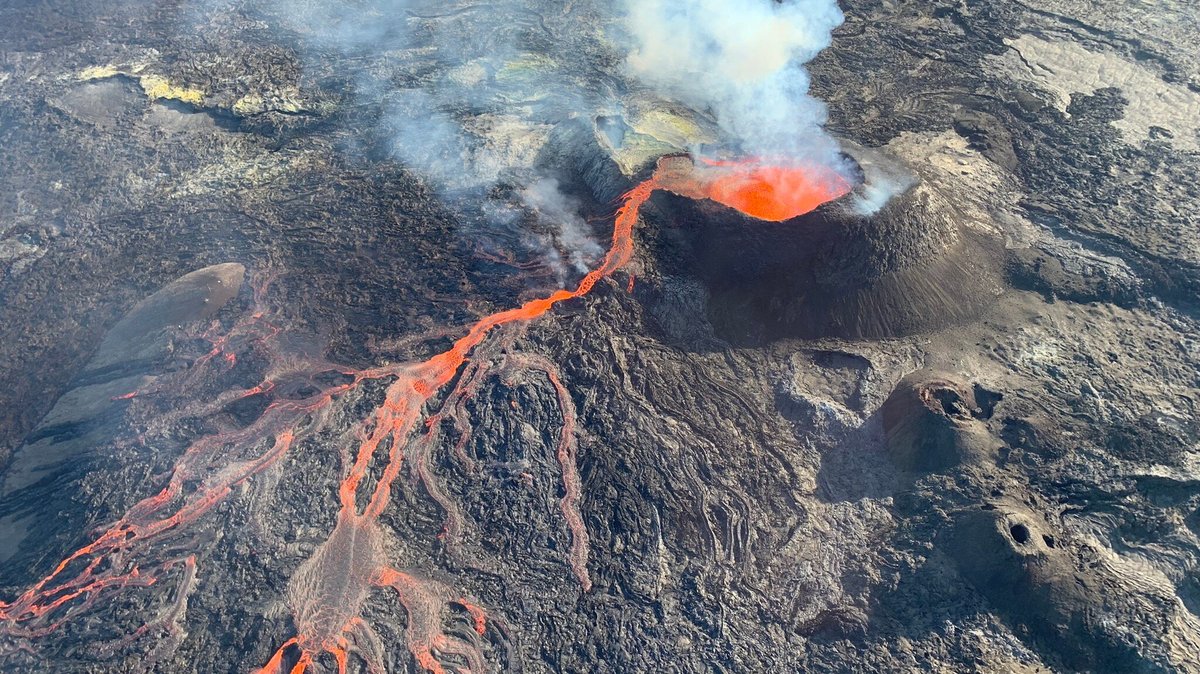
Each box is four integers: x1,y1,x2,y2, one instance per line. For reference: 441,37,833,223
1,0,1199,672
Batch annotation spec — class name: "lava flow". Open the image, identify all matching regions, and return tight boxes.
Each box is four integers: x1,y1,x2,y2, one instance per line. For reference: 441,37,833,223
1,155,848,674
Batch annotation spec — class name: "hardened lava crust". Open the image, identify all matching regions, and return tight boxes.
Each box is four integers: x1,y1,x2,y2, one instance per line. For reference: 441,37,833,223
1,0,1199,673
646,142,1006,343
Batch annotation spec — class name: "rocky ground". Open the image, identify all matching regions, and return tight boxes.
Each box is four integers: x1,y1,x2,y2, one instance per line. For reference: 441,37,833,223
1,0,1198,672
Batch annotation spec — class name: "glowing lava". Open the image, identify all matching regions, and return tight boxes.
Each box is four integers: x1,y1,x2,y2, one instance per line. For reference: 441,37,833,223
256,176,662,673
1,155,849,673
705,162,852,221
658,155,854,221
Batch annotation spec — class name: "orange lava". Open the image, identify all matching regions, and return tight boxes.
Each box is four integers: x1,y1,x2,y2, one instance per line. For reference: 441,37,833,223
658,155,853,221
1,154,850,673
705,162,853,221
254,177,658,673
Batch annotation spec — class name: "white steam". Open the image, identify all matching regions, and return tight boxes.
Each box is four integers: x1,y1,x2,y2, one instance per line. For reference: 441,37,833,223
521,178,605,276
256,0,855,282
261,0,610,282
621,0,846,163
851,174,913,216
840,142,918,216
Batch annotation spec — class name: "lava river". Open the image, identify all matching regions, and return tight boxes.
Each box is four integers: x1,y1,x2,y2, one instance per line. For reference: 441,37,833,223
0,156,850,674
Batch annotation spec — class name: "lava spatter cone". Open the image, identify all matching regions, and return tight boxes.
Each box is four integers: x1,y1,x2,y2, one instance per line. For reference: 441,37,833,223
654,146,1005,342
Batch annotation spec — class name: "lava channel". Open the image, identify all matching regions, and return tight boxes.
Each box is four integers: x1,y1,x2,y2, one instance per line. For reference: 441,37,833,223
2,155,848,673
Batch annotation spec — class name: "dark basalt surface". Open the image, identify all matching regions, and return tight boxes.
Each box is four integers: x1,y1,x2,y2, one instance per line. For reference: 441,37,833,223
879,370,1000,473
2,0,1199,673
646,145,1006,344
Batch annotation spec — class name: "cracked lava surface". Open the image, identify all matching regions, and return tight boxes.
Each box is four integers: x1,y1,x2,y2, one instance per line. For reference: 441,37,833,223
0,157,848,673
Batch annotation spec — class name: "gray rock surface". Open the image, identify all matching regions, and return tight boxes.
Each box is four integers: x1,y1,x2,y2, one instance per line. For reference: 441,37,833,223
0,0,1197,673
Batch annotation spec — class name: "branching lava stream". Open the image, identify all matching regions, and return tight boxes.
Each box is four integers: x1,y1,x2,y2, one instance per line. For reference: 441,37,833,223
0,156,850,673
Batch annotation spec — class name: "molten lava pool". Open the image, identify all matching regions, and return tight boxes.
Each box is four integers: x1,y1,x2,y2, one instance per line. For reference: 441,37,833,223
704,162,854,221
657,156,854,222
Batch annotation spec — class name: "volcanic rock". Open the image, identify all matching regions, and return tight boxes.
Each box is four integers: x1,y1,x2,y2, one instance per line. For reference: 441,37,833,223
653,142,1006,343
942,499,1159,672
90,262,244,372
0,263,244,569
537,105,714,206
879,370,1000,472
2,0,1200,672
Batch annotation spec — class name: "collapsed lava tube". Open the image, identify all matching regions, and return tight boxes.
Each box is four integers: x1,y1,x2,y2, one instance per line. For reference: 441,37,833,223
0,154,850,674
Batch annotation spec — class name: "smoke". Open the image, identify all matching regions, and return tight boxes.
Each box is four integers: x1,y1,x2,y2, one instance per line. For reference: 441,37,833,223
253,0,609,281
261,0,852,183
841,142,918,216
260,0,558,192
253,0,853,278
267,0,413,52
620,0,847,166
851,174,913,216
521,178,605,276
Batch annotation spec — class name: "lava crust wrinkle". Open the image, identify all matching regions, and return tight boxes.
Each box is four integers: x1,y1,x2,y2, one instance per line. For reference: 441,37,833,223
0,155,847,673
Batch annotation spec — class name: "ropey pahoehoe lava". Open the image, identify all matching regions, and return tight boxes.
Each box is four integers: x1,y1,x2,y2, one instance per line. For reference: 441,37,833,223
0,157,850,673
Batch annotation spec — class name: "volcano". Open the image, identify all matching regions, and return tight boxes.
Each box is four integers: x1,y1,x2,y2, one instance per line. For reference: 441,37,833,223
1,155,845,674
645,144,1006,343
2,0,1197,672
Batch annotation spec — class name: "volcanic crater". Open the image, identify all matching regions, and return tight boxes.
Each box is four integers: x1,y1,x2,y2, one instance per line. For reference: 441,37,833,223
629,144,1006,344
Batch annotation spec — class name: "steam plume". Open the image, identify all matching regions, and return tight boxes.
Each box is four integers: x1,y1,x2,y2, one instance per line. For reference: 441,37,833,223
266,0,855,276
620,0,846,165
521,178,605,276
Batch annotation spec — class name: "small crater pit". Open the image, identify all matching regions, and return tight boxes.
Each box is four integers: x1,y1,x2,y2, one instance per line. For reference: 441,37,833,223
930,386,968,417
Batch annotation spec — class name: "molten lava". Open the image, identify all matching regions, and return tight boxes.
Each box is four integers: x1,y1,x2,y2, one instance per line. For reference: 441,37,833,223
657,155,854,221
0,154,849,673
705,162,853,221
